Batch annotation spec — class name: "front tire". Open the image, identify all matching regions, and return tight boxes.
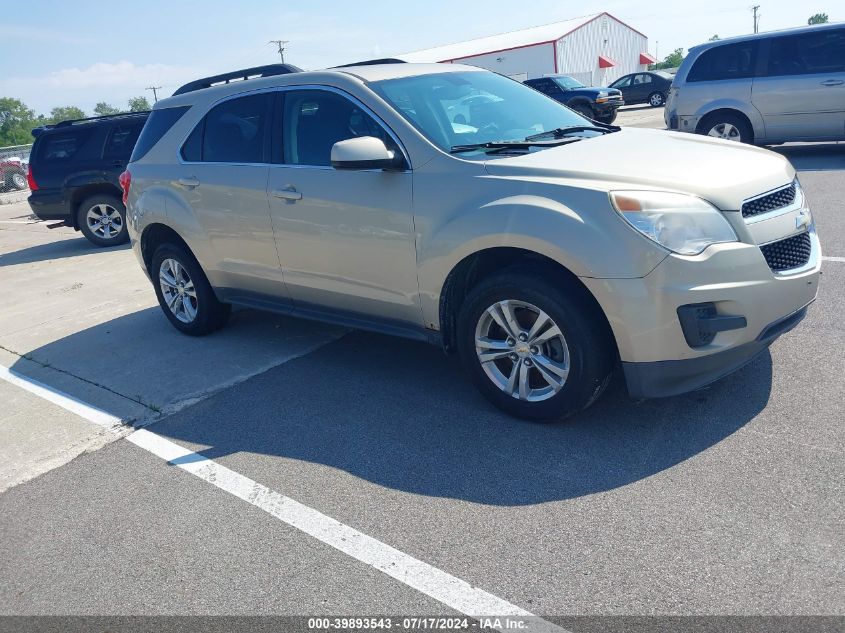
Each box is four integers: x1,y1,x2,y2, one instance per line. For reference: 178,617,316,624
152,243,230,336
597,110,618,124
77,194,129,246
456,272,615,421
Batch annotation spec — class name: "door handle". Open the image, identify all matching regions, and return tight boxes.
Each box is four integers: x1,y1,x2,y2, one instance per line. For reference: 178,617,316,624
271,187,302,201
820,79,844,86
177,177,200,188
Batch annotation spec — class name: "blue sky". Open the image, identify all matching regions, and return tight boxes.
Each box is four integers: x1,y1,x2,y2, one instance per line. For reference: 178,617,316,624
1,0,836,115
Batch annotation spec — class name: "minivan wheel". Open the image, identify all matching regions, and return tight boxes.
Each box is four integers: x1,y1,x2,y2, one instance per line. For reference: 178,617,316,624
152,243,230,336
77,194,129,246
648,92,665,107
699,113,753,144
456,272,615,421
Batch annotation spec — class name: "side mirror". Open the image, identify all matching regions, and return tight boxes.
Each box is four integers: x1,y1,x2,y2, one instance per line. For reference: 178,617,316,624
331,136,404,171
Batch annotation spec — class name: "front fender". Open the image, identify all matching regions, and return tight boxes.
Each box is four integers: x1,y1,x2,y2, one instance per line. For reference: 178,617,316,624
414,175,668,330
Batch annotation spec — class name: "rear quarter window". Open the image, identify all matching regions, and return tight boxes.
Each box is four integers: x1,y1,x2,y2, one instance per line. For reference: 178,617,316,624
36,129,94,163
687,41,758,82
130,106,190,162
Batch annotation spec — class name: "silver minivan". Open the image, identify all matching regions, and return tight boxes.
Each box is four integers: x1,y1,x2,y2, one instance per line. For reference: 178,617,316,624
665,23,845,144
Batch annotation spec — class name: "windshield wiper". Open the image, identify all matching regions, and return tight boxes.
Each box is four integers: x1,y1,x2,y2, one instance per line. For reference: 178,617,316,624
524,124,621,142
450,138,583,154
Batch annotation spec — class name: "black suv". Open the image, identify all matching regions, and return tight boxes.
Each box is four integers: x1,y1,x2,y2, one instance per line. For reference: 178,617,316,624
523,75,624,124
27,111,149,246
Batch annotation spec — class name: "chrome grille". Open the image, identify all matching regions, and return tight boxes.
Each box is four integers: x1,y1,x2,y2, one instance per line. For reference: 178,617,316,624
760,232,812,272
742,183,796,219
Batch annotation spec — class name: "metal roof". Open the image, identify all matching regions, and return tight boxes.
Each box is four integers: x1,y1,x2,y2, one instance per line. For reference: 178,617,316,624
400,12,645,63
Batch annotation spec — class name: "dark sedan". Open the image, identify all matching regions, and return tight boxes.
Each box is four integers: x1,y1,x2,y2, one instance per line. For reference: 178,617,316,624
608,71,673,107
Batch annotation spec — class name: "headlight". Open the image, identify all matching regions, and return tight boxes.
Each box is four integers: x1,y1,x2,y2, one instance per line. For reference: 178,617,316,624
610,191,738,255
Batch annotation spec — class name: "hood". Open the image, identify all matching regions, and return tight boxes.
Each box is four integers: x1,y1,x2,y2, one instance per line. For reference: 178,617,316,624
483,128,795,210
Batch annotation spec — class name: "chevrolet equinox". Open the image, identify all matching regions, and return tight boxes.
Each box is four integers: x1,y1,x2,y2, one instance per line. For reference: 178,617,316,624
123,61,821,420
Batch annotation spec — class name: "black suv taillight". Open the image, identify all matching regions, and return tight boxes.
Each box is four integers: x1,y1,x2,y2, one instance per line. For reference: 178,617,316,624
27,164,38,191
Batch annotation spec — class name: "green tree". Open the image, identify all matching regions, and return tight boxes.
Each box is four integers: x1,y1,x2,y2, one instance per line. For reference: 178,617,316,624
650,48,685,70
807,13,829,24
128,96,152,112
0,97,39,146
50,106,86,124
94,102,120,116
708,34,720,41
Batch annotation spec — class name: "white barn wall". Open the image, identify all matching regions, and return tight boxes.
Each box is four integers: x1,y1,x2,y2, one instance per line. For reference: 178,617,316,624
556,15,648,86
444,43,556,80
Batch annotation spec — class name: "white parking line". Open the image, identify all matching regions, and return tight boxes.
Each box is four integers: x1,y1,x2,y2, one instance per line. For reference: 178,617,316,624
822,256,845,263
0,364,566,633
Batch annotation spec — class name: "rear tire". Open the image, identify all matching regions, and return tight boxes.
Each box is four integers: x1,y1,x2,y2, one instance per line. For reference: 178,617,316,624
9,172,27,190
77,194,129,246
456,271,615,421
697,112,753,144
151,243,230,336
648,92,665,107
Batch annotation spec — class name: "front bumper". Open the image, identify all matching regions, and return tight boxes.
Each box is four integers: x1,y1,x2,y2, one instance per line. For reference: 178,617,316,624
581,232,821,398
622,304,809,398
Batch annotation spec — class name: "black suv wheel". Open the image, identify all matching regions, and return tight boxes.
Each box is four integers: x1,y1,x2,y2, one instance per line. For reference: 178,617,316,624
77,194,129,246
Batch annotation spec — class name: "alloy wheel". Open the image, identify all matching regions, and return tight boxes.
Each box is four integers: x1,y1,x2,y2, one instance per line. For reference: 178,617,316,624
11,173,27,190
707,122,741,141
159,258,198,324
649,93,664,107
85,203,124,240
474,299,570,402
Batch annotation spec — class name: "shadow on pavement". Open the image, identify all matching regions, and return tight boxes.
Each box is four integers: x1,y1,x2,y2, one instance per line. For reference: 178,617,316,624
11,309,773,505
771,143,845,172
0,236,128,267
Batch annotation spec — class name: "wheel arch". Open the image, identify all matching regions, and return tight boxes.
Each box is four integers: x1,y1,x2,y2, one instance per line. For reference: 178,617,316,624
140,223,198,277
69,184,123,229
694,105,761,142
438,247,616,356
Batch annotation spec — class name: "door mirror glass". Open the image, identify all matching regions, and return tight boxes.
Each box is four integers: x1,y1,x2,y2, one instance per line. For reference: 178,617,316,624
331,136,402,170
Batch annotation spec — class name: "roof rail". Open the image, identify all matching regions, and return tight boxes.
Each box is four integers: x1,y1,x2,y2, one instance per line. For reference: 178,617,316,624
30,111,150,137
173,64,303,96
335,58,407,68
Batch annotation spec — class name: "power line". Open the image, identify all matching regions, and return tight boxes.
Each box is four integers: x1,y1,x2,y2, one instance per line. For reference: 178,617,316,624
751,5,761,34
268,40,290,63
145,86,162,102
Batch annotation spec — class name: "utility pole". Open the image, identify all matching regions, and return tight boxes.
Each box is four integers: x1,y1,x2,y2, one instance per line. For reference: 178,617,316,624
268,40,290,63
655,40,659,61
145,86,162,102
751,5,761,34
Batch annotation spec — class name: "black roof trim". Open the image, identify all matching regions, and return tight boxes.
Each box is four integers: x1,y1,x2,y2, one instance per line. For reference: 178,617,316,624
334,58,407,68
173,64,303,96
31,111,150,138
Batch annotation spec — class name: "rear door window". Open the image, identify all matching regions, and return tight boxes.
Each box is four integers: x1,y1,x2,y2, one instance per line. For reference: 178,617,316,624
766,29,845,76
37,130,93,163
103,121,144,160
687,41,758,81
200,93,273,163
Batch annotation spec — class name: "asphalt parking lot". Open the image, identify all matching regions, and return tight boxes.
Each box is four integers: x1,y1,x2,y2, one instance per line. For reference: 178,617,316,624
0,134,843,629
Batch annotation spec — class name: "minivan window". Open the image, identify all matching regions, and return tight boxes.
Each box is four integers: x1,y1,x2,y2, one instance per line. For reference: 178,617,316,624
767,29,845,76
103,122,143,160
131,107,187,162
687,41,758,82
202,93,272,163
38,130,92,163
281,89,396,167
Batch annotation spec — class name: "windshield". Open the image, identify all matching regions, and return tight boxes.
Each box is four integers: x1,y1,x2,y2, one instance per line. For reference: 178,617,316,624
551,76,585,89
370,71,591,154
